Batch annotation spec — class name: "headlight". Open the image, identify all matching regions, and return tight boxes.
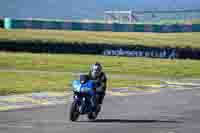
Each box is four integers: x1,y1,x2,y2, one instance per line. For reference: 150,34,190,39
75,95,78,99
82,97,86,101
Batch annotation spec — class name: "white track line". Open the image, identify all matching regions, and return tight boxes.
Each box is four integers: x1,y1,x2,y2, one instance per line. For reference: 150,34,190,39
0,124,33,129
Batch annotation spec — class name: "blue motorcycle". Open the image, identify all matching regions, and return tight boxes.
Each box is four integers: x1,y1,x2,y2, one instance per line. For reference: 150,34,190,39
70,75,101,121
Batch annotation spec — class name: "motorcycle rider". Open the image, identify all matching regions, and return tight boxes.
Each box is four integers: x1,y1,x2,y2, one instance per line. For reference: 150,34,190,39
88,62,107,106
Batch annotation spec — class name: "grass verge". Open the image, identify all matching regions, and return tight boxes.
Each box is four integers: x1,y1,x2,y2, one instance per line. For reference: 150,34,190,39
1,52,200,77
0,52,200,95
0,71,163,95
0,29,200,49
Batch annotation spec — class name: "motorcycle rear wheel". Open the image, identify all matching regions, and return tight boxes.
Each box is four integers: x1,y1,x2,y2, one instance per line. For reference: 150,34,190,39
88,112,97,120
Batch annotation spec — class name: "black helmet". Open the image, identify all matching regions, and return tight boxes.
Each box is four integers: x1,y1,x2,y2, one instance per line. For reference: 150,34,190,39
80,74,89,84
91,62,102,78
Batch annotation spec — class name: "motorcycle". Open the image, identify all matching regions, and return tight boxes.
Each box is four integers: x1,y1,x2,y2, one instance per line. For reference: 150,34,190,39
70,75,101,122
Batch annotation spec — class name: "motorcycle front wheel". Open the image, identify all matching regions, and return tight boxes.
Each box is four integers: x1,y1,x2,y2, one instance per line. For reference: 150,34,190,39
70,101,79,122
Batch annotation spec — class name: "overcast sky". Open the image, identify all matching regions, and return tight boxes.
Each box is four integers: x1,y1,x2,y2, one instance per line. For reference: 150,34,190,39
0,0,199,19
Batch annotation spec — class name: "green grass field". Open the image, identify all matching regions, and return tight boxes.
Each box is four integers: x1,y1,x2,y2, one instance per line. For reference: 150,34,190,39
0,71,162,95
1,52,200,95
0,29,200,48
190,19,200,24
1,52,200,77
1,29,200,95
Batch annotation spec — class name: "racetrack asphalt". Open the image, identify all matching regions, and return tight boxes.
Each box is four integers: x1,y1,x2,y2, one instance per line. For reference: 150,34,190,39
0,82,200,133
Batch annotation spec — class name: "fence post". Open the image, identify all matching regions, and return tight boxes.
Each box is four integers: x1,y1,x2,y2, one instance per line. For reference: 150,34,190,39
4,17,12,29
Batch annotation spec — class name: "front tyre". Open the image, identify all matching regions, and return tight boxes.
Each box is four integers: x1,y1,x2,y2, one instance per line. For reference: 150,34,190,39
70,101,79,122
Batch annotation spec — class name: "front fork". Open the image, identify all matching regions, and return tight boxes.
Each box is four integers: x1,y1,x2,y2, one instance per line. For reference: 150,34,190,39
74,95,96,114
74,95,87,114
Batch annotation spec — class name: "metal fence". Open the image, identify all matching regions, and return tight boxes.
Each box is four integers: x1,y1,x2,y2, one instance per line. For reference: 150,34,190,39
3,18,200,32
104,9,200,24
